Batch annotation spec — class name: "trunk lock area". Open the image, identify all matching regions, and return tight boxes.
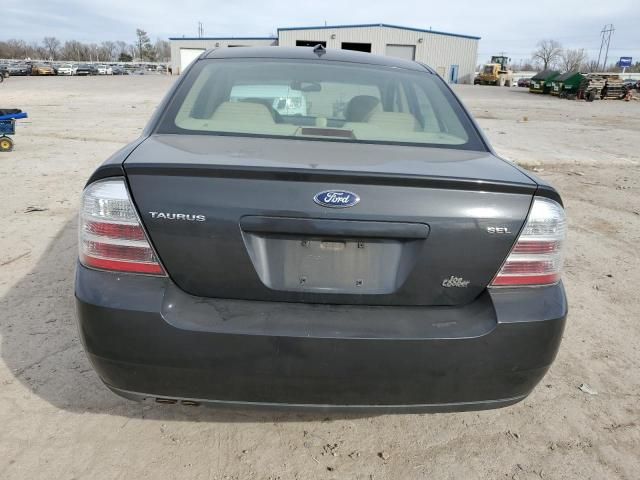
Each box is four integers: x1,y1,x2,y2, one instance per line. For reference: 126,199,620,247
240,216,429,295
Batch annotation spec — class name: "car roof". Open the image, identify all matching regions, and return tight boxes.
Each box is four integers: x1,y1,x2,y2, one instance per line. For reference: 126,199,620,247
203,46,432,73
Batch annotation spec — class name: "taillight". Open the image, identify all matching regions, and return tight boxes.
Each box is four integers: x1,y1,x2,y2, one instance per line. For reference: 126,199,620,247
491,197,566,287
79,178,165,276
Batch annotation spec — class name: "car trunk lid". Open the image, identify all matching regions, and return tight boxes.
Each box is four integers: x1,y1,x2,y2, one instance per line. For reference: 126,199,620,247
124,134,536,306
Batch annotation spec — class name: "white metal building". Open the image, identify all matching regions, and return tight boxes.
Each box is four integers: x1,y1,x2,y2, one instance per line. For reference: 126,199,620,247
169,23,480,83
169,37,277,74
278,24,479,84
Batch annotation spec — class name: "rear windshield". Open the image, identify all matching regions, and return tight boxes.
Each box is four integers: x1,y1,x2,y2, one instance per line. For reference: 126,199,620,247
157,58,485,150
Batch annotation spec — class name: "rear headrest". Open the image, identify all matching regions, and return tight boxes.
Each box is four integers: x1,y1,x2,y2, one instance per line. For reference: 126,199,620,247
344,95,381,122
367,112,419,131
212,101,275,124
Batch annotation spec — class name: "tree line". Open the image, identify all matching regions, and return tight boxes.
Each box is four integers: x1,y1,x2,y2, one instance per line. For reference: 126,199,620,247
0,29,170,63
532,39,639,73
481,40,638,73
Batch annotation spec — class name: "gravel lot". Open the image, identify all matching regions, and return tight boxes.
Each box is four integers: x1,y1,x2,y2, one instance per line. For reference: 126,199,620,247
0,76,638,480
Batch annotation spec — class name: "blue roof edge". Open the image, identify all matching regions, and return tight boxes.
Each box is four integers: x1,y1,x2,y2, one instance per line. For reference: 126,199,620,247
277,23,481,40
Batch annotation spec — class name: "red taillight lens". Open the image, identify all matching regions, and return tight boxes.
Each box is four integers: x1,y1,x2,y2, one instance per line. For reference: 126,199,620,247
79,179,165,276
491,197,566,287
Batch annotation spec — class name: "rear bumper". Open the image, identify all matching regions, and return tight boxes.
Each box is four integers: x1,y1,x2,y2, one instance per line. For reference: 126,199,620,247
76,264,567,411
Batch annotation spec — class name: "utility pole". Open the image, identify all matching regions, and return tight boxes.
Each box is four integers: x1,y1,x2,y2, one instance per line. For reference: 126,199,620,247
198,22,204,38
596,24,614,71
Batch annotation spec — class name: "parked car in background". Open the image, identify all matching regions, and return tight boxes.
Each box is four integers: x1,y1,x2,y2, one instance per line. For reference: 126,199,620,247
111,66,126,75
517,77,532,88
623,79,639,90
77,47,568,412
7,64,31,76
75,64,98,76
57,64,76,76
96,65,113,75
31,63,55,76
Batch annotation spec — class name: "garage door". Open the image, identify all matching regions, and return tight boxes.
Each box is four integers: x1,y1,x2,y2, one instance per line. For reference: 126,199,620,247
179,48,205,74
385,45,416,61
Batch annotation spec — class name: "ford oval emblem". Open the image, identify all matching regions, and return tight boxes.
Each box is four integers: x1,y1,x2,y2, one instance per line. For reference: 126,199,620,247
313,190,360,208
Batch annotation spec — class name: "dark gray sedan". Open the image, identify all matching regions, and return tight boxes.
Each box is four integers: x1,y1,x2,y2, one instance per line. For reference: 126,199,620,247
76,47,567,411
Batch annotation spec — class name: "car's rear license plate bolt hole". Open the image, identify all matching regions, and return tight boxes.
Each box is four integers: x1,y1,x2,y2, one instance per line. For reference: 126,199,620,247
357,241,365,249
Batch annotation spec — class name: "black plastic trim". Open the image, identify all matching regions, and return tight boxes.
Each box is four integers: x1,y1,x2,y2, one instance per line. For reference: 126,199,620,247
534,184,564,206
239,216,430,239
85,137,149,186
86,163,125,185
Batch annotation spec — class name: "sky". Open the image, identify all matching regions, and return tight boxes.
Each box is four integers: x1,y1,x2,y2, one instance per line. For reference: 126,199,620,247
4,0,639,64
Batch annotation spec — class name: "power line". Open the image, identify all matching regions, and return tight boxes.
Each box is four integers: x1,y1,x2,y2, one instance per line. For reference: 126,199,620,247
596,24,614,70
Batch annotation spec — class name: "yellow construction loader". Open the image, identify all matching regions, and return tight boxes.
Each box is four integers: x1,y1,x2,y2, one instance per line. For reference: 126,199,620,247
476,56,513,87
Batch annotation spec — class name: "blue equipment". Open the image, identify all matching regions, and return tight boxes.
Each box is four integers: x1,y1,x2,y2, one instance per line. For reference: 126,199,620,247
0,110,28,152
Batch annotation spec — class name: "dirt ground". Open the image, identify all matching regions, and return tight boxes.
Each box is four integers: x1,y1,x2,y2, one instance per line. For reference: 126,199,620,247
0,76,638,480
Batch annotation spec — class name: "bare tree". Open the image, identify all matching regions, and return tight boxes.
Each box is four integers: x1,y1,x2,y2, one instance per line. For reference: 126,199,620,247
136,29,152,61
154,39,171,62
115,41,128,58
582,59,600,73
101,41,118,62
43,36,61,60
87,43,100,62
125,43,137,59
0,33,172,63
61,40,88,61
532,40,563,70
560,48,587,72
29,40,45,60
